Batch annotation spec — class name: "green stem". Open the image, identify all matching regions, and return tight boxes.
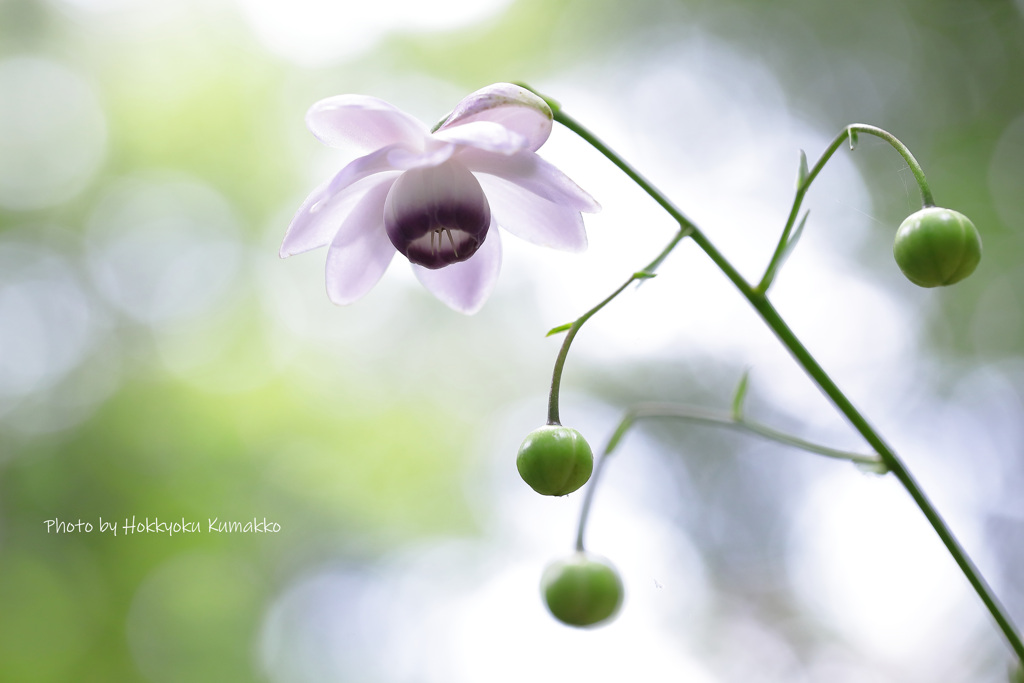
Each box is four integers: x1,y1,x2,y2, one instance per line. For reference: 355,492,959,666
575,423,616,551
554,109,700,235
758,124,934,293
547,228,689,425
575,402,884,551
622,402,883,466
551,105,1024,663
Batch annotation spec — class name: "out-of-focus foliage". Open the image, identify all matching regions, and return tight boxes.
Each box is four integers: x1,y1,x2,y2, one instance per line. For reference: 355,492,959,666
2,0,1023,681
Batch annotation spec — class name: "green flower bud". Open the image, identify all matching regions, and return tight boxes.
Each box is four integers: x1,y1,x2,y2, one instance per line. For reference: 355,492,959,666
893,207,981,287
541,551,624,627
516,425,593,496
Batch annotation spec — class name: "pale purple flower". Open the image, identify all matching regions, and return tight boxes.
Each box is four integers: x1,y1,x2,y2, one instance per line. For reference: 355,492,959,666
280,83,599,314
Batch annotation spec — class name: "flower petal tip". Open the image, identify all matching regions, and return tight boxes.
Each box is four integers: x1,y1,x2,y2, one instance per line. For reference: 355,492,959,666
325,288,358,307
438,83,553,153
305,94,429,151
412,224,502,314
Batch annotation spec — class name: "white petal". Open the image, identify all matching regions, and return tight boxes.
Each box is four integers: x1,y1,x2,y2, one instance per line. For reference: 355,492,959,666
436,83,552,152
325,179,398,305
460,148,600,213
384,140,456,171
477,174,588,252
412,220,502,314
325,142,454,196
433,120,529,155
283,143,456,259
281,173,398,257
306,95,428,153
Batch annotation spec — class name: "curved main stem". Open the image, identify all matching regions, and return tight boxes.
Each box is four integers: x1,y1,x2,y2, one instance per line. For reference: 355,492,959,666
552,106,1024,662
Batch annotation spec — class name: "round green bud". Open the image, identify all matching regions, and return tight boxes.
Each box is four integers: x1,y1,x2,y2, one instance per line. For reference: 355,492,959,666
541,551,623,627
893,207,981,287
516,424,593,496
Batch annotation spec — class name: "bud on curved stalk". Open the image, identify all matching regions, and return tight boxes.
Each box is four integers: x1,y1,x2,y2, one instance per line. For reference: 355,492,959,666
541,551,624,627
893,207,981,287
516,425,593,496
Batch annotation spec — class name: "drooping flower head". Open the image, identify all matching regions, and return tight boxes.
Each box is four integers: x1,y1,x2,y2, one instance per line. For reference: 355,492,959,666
281,83,599,314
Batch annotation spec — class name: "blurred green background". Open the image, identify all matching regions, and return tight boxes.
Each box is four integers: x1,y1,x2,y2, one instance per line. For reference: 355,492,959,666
2,0,1023,681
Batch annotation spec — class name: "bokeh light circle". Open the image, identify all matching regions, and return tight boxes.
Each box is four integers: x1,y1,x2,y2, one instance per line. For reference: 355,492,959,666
86,175,244,326
0,56,106,210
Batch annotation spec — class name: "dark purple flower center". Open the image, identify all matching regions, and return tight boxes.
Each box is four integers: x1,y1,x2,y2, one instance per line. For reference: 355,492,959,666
383,162,491,270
